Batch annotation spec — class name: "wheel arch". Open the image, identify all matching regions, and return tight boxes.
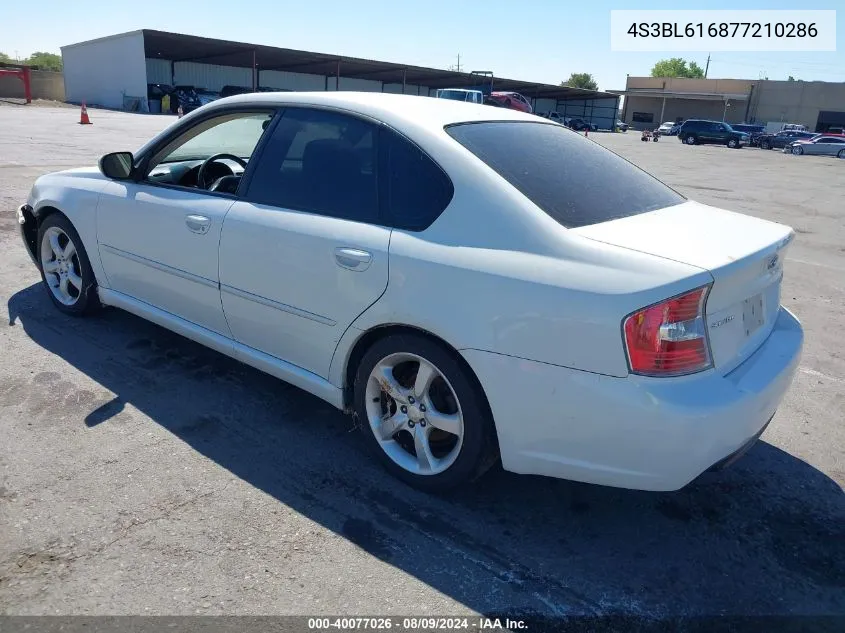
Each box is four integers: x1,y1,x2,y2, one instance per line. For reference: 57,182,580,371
338,323,498,449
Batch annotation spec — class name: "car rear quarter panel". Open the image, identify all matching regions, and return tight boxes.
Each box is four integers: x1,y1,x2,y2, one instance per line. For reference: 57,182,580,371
338,142,711,381
28,169,112,288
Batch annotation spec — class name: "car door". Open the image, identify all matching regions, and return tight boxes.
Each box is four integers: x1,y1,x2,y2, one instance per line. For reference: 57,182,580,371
97,110,276,336
813,137,844,155
219,107,391,378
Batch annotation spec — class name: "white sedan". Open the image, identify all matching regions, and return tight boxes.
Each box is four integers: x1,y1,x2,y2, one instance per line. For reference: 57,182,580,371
18,92,803,492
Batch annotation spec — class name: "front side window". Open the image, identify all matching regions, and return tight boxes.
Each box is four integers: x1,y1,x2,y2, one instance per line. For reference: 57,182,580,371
154,112,273,165
246,108,379,223
446,121,684,229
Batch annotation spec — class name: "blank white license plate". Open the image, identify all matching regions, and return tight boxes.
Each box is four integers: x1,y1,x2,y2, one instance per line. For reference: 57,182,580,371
742,293,765,337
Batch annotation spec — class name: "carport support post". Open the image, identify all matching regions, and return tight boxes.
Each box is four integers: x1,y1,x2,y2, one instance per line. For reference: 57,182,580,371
402,69,406,95
659,96,666,126
336,60,341,91
252,50,257,92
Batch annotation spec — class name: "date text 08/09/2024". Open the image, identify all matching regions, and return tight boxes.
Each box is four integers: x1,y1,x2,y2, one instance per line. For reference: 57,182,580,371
307,617,528,631
627,22,818,38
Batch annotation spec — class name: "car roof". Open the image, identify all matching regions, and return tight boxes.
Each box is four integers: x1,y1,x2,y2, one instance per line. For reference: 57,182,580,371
201,91,536,130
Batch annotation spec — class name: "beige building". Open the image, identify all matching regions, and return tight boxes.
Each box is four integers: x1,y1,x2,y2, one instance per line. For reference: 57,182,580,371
614,76,845,132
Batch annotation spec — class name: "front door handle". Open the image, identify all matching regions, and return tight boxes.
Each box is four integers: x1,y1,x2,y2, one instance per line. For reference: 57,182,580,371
185,214,211,234
334,247,372,271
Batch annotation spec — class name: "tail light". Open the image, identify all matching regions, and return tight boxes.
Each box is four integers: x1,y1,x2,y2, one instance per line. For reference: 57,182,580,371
623,286,712,376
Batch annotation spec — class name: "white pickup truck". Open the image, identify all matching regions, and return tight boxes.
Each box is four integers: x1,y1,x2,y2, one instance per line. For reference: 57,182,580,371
435,89,484,104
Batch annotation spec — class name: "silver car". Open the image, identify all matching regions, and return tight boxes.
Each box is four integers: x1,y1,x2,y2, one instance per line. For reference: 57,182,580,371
788,135,845,158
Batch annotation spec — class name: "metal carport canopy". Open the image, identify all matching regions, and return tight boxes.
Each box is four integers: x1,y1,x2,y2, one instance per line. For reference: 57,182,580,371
141,29,614,100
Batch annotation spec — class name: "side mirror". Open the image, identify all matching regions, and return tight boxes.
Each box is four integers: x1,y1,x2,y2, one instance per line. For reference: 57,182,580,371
99,152,134,180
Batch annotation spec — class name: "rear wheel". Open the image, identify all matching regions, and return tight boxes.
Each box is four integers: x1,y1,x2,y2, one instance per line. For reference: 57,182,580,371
684,134,697,145
37,214,100,316
727,138,739,149
353,333,496,492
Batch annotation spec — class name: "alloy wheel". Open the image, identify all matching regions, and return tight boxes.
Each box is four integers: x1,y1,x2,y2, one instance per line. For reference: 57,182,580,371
365,352,464,476
40,226,83,306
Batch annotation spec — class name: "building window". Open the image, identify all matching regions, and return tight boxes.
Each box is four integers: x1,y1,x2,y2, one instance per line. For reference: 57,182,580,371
632,112,654,123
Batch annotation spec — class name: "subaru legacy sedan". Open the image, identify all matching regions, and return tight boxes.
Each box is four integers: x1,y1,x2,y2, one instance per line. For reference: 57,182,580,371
17,93,803,492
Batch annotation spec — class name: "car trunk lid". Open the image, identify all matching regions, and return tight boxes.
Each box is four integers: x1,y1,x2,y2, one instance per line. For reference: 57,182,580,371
573,201,795,374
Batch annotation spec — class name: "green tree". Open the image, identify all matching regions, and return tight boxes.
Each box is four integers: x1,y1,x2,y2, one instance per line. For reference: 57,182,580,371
650,58,705,79
562,73,598,91
0,51,12,63
24,52,62,71
787,75,796,81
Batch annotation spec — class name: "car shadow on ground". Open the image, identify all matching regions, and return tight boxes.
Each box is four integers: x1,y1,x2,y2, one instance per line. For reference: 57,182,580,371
7,283,845,625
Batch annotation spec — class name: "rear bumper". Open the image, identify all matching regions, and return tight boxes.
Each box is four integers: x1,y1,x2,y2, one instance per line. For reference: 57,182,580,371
462,307,803,491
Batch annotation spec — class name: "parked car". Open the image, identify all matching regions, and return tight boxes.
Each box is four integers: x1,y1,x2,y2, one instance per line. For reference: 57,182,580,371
758,130,818,150
657,121,675,135
487,91,532,113
537,112,570,126
196,89,221,106
567,118,597,132
436,89,484,104
169,85,202,114
616,120,628,132
220,85,252,98
678,120,749,148
18,92,802,492
784,135,845,157
731,124,766,147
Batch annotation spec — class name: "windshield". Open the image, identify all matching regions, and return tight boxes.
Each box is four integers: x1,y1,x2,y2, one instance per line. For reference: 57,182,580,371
446,121,685,229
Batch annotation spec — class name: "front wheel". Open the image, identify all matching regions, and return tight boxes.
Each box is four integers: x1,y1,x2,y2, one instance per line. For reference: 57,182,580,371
353,333,497,492
37,213,100,316
792,145,804,155
727,138,738,148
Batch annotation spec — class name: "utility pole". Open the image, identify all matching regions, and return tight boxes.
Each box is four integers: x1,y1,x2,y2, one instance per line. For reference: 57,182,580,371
448,54,462,73
704,54,710,78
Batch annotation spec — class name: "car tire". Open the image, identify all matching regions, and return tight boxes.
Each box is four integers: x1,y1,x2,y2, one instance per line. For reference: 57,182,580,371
353,333,497,492
684,134,697,145
792,145,804,155
727,138,738,149
37,213,101,316
761,140,771,150
838,149,845,159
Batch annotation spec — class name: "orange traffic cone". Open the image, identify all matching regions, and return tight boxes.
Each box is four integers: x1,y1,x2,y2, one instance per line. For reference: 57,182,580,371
79,102,92,125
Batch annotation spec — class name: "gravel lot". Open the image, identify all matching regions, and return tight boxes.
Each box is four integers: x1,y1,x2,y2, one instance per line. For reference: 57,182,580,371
0,104,843,622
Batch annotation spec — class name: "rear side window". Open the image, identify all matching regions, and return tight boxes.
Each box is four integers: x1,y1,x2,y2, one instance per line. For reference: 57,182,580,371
382,128,453,231
446,122,684,229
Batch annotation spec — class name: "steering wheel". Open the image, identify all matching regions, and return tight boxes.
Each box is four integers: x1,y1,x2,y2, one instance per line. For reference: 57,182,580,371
196,153,248,189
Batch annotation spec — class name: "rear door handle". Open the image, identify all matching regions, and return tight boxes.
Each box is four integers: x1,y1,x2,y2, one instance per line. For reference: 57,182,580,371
334,247,372,271
185,214,211,234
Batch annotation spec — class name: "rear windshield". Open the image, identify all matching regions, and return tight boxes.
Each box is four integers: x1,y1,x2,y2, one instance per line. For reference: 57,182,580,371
446,121,684,228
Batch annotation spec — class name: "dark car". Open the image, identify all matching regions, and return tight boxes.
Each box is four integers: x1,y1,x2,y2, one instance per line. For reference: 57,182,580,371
758,130,818,150
731,124,766,147
568,118,597,132
677,119,749,148
220,85,253,98
169,85,202,114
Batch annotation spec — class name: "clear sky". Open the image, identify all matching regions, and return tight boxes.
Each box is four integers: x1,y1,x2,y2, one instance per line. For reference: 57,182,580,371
1,0,842,90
